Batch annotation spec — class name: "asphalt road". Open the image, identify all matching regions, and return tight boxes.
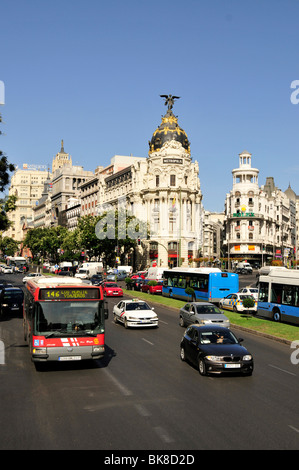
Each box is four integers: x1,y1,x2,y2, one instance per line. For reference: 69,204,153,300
0,272,299,451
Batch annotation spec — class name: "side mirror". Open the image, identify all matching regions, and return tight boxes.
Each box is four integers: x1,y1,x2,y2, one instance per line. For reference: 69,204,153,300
238,338,244,343
104,301,109,319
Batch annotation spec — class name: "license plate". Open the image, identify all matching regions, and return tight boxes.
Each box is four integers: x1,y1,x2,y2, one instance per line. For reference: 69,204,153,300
224,363,241,368
58,356,81,361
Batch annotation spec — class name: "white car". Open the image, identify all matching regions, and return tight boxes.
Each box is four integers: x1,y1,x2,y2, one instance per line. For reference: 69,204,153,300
2,267,13,274
22,273,44,283
219,293,257,313
238,287,258,301
113,299,158,328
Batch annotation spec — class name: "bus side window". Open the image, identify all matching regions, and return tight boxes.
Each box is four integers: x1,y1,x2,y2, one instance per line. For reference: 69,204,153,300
258,282,269,302
271,283,282,304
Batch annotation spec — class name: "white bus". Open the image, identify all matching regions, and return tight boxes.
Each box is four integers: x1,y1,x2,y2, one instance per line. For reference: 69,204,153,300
257,267,299,325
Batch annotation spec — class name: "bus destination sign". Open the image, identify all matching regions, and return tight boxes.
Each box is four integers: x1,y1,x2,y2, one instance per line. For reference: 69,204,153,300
39,288,100,300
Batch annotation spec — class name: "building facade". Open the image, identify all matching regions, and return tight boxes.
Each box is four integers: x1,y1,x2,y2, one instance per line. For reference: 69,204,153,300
96,96,204,268
224,151,295,267
4,166,51,240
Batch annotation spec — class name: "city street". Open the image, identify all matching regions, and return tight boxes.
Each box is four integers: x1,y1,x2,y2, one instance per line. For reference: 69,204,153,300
0,273,298,450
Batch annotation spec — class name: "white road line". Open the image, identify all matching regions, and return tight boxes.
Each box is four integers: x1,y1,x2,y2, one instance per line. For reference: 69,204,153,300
288,425,299,433
135,403,151,417
142,338,154,346
268,364,297,376
159,320,168,324
154,426,174,443
0,340,5,365
103,368,133,396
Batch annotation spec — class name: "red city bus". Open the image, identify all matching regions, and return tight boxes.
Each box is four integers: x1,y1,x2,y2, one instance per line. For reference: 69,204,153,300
23,276,108,364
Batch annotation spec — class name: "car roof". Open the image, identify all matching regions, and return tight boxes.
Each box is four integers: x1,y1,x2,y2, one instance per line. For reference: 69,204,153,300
2,287,23,291
188,324,230,332
186,301,214,306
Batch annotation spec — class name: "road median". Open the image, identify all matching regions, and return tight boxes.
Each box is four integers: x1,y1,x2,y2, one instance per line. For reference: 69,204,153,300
123,288,298,345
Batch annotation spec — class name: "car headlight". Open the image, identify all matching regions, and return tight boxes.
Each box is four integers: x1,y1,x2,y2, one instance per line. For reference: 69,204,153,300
206,355,222,361
243,355,252,361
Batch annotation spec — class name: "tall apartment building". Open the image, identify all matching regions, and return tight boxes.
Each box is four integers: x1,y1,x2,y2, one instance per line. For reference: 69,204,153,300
224,151,294,266
4,166,51,240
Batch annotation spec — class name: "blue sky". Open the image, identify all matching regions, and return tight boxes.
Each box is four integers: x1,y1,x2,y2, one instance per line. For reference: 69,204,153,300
1,0,299,212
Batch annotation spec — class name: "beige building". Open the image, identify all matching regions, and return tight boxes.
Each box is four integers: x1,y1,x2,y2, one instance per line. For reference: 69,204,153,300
4,166,51,240
51,142,93,226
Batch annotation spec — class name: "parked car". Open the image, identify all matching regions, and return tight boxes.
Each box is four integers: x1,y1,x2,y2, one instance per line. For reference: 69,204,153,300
238,287,258,300
2,267,13,274
130,271,147,279
141,280,163,295
0,287,24,317
106,273,117,281
131,277,145,291
219,293,257,313
113,299,158,328
22,273,44,283
90,274,103,285
179,302,230,328
57,270,73,276
180,325,254,376
102,282,123,297
116,271,128,281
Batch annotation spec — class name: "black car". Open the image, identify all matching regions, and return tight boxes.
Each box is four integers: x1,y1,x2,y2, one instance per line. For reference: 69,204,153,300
0,287,24,317
180,325,254,376
90,274,103,285
57,270,73,276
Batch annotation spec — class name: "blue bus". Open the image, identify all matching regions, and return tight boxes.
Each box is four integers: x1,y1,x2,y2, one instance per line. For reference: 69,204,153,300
257,267,299,325
162,267,239,303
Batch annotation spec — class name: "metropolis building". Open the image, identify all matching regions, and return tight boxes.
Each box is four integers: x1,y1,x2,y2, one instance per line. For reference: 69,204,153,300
96,96,204,268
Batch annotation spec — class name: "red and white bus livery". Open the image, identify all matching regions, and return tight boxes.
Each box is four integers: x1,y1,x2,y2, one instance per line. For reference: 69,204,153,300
23,276,108,364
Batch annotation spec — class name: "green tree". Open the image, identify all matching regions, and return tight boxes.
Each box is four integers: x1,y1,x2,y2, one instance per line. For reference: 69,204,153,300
0,236,19,257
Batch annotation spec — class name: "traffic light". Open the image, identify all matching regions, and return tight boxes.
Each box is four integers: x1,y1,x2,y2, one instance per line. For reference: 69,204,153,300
137,238,141,246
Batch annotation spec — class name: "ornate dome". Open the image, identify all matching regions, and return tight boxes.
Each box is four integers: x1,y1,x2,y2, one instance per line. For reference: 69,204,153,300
148,95,190,155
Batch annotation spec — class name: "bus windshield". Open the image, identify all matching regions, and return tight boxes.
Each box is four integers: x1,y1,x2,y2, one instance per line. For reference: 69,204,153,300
34,301,104,337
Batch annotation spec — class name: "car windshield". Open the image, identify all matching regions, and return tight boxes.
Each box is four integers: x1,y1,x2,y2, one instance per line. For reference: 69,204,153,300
3,291,24,301
105,283,117,287
196,305,222,314
200,329,238,345
126,302,151,311
239,294,253,300
249,289,258,293
34,300,105,337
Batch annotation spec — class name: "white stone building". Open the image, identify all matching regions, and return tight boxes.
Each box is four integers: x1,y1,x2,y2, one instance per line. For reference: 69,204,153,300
96,96,204,269
224,150,294,266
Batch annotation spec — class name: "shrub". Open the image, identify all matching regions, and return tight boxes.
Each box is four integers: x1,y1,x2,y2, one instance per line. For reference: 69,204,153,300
242,296,255,308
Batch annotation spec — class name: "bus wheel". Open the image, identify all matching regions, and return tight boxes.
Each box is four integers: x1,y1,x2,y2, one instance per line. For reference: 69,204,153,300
273,309,281,322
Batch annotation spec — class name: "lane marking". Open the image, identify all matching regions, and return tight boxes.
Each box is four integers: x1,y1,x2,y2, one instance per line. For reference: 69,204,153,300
135,403,151,417
142,338,154,346
268,364,296,376
0,340,5,365
154,426,174,443
288,425,299,433
103,368,133,396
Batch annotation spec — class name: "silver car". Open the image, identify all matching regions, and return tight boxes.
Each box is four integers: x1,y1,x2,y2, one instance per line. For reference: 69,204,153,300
179,302,230,328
